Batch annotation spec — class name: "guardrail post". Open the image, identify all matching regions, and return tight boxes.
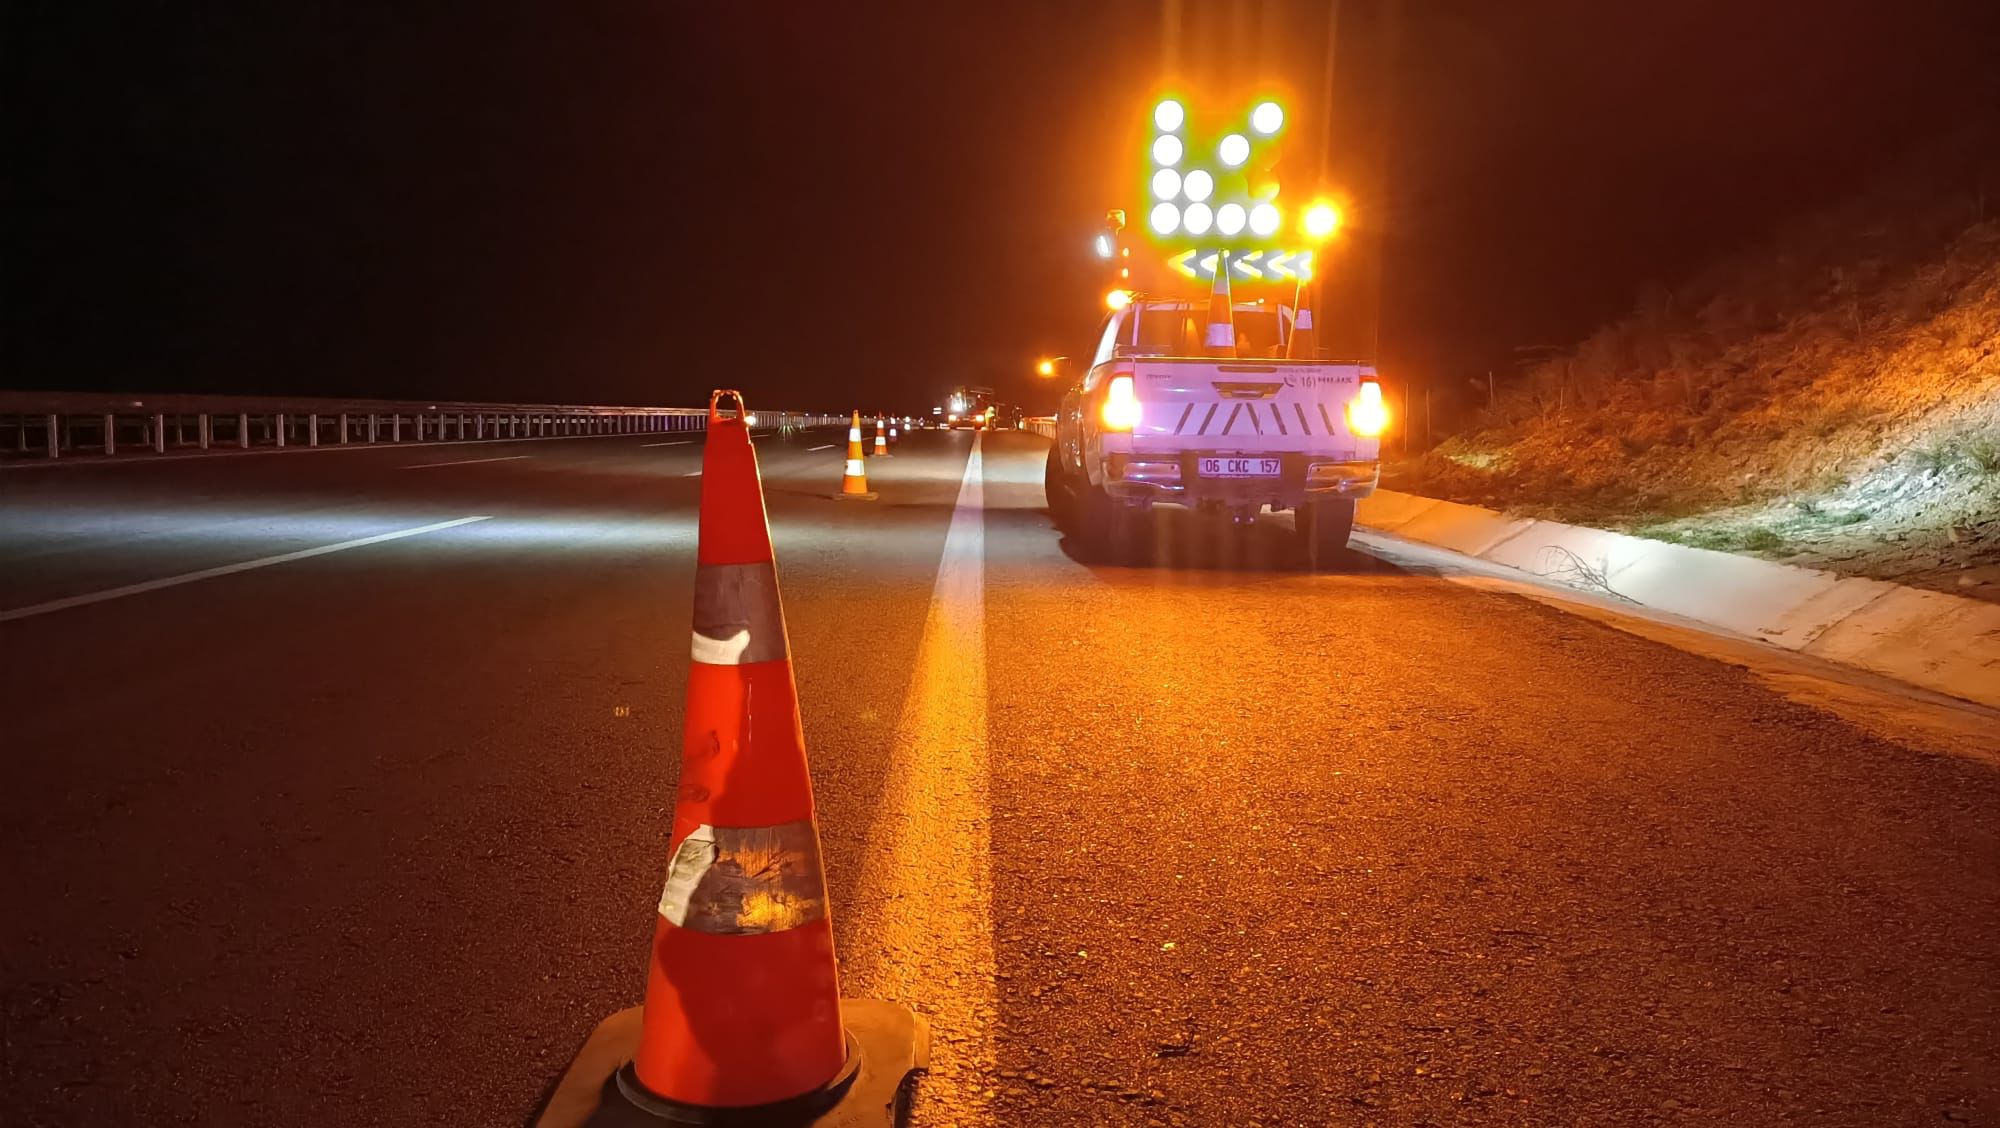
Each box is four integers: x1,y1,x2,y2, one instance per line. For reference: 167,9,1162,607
103,413,116,455
152,413,166,454
339,413,350,443
435,413,444,440
44,413,59,459
390,414,401,442
238,412,250,448
199,413,211,450
273,413,286,448
307,413,319,447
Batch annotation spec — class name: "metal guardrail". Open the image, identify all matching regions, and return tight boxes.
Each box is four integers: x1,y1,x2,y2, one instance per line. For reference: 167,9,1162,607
1024,416,1056,439
0,392,844,462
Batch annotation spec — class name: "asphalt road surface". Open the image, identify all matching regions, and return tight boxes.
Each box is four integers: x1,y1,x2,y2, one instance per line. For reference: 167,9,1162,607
2,428,1996,1127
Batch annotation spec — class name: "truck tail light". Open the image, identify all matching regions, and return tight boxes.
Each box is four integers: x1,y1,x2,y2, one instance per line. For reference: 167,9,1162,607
1346,378,1388,438
1101,374,1141,431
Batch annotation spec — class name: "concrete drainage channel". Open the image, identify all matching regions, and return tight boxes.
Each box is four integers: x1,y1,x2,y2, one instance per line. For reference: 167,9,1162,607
1356,489,2000,711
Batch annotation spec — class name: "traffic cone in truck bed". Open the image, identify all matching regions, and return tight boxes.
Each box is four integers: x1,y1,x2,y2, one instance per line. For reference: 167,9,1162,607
535,390,924,1128
1204,251,1236,358
1287,293,1318,359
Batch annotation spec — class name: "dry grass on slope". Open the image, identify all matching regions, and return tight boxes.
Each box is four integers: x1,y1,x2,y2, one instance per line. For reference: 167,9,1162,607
1404,139,2000,600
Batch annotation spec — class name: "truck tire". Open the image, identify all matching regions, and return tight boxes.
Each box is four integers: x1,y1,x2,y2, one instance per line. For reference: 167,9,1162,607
1300,498,1357,571
1044,443,1075,532
1081,484,1146,564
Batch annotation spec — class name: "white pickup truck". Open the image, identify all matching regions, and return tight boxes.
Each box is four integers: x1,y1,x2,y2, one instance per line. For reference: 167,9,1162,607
1044,298,1387,569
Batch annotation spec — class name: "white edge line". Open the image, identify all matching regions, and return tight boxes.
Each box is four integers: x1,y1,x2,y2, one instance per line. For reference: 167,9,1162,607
642,440,693,447
807,444,837,451
0,516,492,623
401,455,529,469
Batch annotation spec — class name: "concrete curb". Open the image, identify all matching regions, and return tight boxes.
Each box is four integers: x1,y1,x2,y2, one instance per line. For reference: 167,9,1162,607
1356,489,2000,709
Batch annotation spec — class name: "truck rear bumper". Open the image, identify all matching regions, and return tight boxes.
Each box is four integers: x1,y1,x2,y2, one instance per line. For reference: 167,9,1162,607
1103,454,1378,506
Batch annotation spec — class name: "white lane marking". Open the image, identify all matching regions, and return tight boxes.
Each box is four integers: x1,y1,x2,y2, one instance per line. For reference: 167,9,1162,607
845,434,995,1120
642,440,692,447
401,455,528,469
807,444,836,451
0,516,492,623
683,469,703,478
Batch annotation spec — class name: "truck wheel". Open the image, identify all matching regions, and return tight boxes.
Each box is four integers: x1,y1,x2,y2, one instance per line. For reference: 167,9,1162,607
1044,444,1075,532
1300,498,1356,571
1082,485,1146,564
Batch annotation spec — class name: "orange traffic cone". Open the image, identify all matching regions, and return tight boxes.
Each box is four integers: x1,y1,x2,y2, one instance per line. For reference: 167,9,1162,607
837,411,874,499
872,417,888,457
535,390,925,1128
1204,250,1236,358
1287,288,1318,359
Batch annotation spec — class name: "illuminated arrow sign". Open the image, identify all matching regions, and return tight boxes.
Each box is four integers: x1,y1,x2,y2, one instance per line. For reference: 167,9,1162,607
1169,248,1315,284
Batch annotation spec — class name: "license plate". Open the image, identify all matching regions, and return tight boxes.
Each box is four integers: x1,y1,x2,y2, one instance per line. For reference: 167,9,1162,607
1199,456,1281,477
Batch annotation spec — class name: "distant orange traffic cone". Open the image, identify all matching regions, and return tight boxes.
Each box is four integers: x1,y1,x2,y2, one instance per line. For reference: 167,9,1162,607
536,390,924,1127
1204,251,1236,358
873,417,888,457
888,419,899,444
838,411,874,499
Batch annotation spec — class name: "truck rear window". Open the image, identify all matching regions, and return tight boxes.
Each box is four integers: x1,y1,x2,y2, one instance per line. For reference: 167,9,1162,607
1133,308,1286,358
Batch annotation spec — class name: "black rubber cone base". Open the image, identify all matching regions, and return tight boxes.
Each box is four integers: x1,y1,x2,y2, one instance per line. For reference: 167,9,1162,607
535,999,928,1128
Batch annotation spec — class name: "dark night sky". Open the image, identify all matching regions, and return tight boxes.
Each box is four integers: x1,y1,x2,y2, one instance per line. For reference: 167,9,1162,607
7,1,1999,411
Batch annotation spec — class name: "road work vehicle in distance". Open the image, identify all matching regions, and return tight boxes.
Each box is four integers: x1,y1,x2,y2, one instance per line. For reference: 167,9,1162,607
1043,294,1388,570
